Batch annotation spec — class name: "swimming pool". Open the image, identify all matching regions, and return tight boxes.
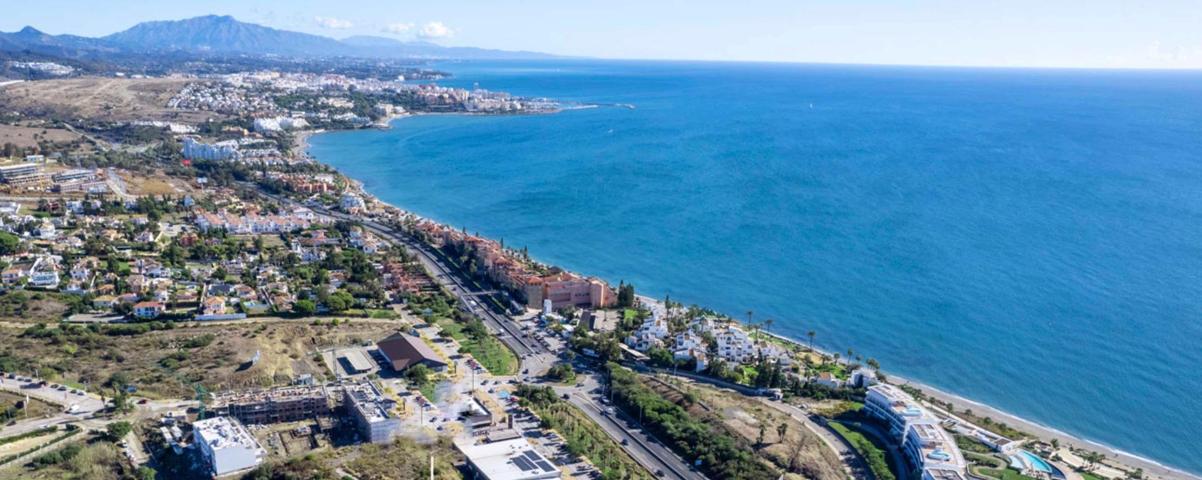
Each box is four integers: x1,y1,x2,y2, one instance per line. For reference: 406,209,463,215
1020,450,1054,474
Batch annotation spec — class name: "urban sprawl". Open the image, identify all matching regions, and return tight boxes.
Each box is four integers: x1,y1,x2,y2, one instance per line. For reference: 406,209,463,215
0,61,1162,480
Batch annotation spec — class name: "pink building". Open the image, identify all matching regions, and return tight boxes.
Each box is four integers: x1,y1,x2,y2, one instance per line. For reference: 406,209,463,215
524,273,615,310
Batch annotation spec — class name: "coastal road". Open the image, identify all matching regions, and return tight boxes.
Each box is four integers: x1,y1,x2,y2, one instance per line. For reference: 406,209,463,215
554,375,706,480
255,189,554,372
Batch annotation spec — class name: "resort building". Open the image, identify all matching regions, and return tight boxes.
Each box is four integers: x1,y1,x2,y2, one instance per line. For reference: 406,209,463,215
343,382,401,444
182,137,241,161
864,384,967,480
193,416,266,477
455,438,562,480
523,273,614,310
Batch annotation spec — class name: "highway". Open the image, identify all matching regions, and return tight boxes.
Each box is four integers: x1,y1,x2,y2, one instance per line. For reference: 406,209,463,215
555,374,707,480
255,189,556,373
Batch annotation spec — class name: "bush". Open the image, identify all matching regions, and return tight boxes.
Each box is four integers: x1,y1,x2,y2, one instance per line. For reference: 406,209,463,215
106,421,133,441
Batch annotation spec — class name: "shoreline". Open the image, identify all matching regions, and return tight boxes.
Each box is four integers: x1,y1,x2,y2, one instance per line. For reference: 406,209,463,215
295,124,1199,480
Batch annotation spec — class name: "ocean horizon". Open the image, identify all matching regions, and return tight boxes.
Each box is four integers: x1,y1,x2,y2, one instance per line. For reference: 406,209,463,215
308,59,1202,475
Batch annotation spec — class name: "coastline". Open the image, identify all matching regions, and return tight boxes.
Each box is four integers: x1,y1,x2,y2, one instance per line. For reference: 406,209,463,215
296,124,1199,480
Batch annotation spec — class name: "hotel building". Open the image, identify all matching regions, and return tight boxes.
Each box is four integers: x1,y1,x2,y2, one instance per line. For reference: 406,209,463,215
865,384,967,480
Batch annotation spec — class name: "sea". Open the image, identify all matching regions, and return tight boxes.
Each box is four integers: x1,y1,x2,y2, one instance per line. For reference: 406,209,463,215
308,60,1202,474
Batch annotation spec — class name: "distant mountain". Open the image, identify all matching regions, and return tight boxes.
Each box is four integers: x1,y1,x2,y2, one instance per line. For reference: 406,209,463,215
0,26,120,58
0,15,555,61
103,15,351,56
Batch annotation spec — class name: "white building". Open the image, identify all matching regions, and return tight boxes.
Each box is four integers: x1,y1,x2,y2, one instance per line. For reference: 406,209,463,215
456,438,562,480
625,318,669,352
864,384,967,480
182,137,241,161
344,382,401,444
339,192,366,211
193,416,266,477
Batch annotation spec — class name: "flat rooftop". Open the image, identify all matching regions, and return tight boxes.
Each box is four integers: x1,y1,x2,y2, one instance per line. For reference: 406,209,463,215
456,438,561,480
345,382,395,424
194,416,263,452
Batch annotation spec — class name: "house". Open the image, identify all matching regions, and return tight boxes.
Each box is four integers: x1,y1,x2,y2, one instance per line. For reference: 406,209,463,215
134,301,166,319
202,296,228,316
28,270,60,288
625,318,669,352
376,333,447,372
92,295,117,310
127,274,147,293
814,372,843,389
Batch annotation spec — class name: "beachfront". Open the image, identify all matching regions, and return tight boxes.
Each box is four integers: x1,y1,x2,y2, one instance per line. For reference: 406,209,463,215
300,122,1199,480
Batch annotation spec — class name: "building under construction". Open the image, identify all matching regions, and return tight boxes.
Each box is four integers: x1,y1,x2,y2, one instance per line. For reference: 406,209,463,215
209,385,333,425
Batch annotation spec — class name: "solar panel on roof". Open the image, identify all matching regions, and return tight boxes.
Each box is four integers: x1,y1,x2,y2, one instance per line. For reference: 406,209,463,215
535,460,555,472
513,456,536,471
523,451,542,461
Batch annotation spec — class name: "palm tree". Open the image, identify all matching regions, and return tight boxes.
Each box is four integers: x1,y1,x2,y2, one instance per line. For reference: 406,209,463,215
763,318,775,339
806,330,816,352
777,422,789,443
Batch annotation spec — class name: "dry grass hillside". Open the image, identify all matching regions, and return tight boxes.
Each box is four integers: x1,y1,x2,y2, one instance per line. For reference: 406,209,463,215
0,77,217,123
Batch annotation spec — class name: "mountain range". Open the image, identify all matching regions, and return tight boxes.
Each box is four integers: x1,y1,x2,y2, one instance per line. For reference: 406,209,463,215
0,15,554,61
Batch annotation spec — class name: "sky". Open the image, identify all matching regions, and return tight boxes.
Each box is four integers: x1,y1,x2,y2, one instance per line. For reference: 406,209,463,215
4,0,1202,69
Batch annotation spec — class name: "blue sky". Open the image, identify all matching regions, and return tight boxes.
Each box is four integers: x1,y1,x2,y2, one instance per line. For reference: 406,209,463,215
5,0,1202,69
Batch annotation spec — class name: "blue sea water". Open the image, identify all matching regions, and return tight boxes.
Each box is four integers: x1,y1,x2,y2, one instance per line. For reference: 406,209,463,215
309,60,1202,474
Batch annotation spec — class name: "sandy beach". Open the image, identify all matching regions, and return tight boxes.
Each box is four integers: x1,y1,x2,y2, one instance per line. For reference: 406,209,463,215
758,326,1199,480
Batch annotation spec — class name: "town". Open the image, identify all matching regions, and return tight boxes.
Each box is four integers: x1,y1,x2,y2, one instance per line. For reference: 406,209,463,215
0,32,1158,480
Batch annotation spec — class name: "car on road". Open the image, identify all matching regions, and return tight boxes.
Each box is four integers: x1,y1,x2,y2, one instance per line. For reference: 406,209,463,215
620,438,629,446
656,469,665,477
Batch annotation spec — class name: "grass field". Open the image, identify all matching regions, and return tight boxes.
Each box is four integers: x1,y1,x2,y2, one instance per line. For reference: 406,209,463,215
433,318,517,375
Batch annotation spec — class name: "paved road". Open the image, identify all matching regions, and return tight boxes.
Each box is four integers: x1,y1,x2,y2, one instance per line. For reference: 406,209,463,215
257,189,559,375
0,375,104,440
554,375,706,480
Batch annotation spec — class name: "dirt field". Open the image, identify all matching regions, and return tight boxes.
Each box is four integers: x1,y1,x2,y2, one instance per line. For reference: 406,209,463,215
0,124,82,149
646,376,846,480
0,320,399,399
0,77,218,123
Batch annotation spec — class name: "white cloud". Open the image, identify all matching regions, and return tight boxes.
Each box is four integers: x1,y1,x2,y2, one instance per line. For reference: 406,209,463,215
382,22,414,35
417,21,454,39
314,16,354,30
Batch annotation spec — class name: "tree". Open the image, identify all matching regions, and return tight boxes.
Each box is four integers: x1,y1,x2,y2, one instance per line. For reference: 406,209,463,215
405,363,431,386
777,421,788,443
326,290,354,312
106,421,133,441
757,423,767,447
806,330,816,352
292,299,317,316
0,231,19,255
616,282,636,308
135,466,157,480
